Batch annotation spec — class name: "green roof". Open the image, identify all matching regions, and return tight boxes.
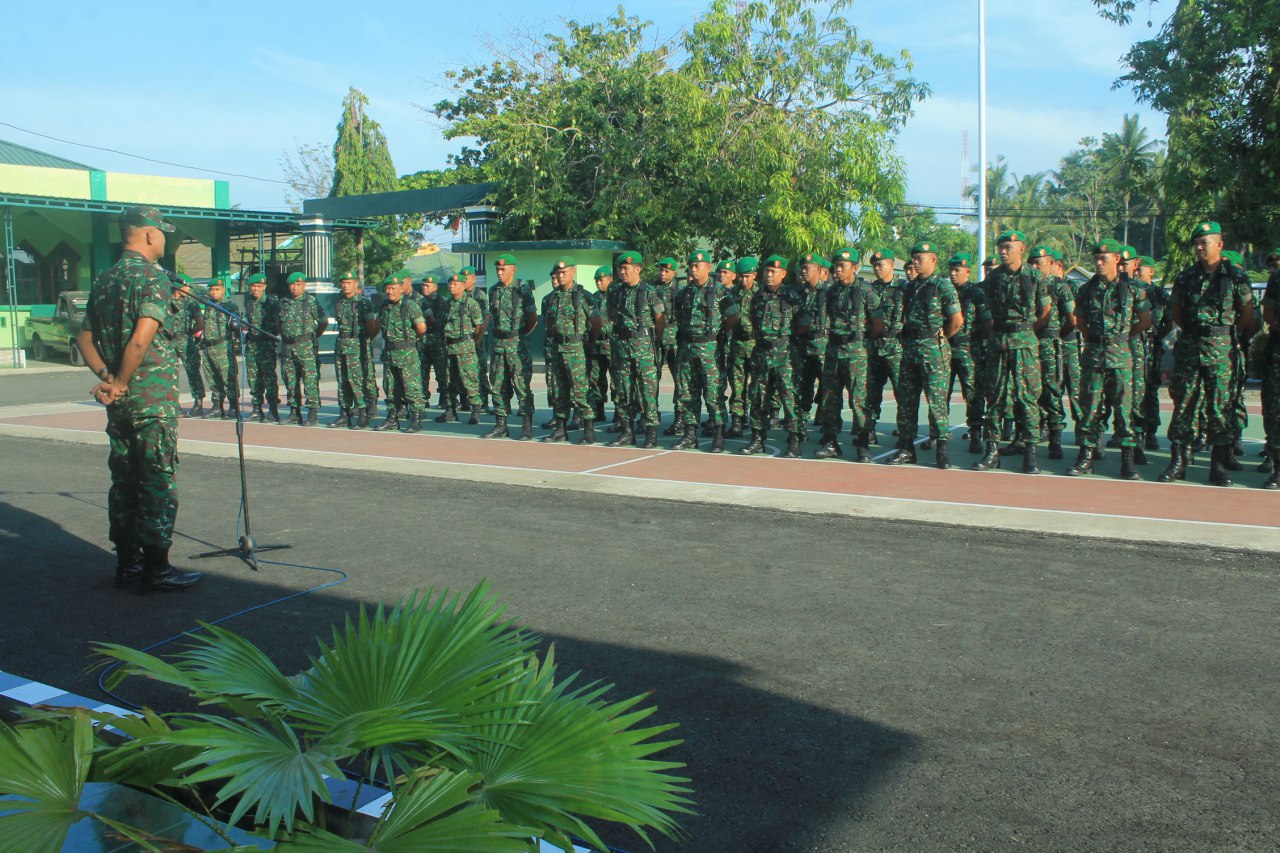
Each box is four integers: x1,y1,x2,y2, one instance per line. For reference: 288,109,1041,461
0,139,94,171
302,183,498,219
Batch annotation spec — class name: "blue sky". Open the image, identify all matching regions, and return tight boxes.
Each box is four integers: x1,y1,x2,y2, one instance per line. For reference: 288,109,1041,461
3,0,1166,220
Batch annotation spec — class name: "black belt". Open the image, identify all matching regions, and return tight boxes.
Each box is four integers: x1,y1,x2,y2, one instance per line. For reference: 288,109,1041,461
614,328,653,341
1036,327,1057,340
1086,334,1128,346
283,333,314,345
547,333,587,344
445,336,473,346
202,337,226,348
828,332,864,345
386,340,418,351
756,336,789,350
682,333,717,344
493,330,518,340
950,335,971,345
901,328,939,340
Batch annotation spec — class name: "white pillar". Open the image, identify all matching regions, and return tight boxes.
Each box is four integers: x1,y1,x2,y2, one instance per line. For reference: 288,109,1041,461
463,205,499,284
299,215,333,284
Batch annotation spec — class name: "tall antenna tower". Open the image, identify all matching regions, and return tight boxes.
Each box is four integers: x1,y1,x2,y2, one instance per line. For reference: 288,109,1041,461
961,130,970,203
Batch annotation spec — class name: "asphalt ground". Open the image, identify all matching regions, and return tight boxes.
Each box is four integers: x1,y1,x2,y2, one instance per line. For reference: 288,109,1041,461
0,430,1276,851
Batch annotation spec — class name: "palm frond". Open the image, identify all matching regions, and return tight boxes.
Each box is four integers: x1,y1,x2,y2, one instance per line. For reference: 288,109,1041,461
0,711,93,852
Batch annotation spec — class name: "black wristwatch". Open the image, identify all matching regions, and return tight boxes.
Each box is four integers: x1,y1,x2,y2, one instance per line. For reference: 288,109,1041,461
96,367,109,380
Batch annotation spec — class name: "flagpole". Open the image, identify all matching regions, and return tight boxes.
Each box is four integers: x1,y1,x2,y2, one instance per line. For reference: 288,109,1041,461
977,0,988,262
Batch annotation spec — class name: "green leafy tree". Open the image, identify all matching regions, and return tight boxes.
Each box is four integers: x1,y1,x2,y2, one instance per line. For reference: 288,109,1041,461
1098,114,1159,246
880,206,975,265
331,87,418,282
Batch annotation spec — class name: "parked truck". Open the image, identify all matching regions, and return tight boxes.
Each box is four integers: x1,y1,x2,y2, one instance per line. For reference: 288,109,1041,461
26,290,90,366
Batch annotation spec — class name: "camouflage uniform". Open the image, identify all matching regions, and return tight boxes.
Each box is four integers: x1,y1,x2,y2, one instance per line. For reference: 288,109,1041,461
1075,273,1149,448
1260,270,1280,474
655,278,685,428
542,286,593,421
173,298,204,404
866,278,904,435
790,281,829,426
1037,277,1076,437
421,290,448,407
470,284,492,406
242,291,280,411
608,280,665,428
587,287,620,419
676,281,737,428
488,279,537,417
895,274,960,446
82,250,181,550
1138,284,1170,438
378,294,427,414
951,281,989,439
984,265,1050,444
334,292,377,413
1060,278,1085,430
442,293,484,410
277,292,324,410
200,298,238,411
727,284,758,424
747,286,806,444
816,278,883,444
1166,258,1255,448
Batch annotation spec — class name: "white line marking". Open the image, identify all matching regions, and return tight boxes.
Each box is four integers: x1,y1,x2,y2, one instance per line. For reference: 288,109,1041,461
581,450,674,474
2,682,65,704
872,425,965,461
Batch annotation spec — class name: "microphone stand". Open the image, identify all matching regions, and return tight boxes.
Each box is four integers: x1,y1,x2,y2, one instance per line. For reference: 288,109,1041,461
175,279,291,571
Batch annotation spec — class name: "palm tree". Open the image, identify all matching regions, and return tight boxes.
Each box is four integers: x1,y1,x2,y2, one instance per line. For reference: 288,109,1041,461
1100,114,1159,245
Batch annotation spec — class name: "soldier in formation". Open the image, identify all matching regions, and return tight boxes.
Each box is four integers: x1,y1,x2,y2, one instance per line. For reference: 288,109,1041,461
484,254,538,440
330,270,377,429
606,251,665,448
170,274,205,418
241,272,280,423
200,275,238,419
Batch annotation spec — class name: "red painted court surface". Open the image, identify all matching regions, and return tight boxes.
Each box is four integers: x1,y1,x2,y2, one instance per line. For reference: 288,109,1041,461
3,396,1277,535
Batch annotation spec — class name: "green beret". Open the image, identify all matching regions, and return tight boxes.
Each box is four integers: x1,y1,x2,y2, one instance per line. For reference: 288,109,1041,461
715,260,735,273
1190,221,1221,242
552,256,576,271
1049,248,1064,262
995,229,1026,245
948,253,972,268
617,250,643,266
381,274,398,286
983,255,999,266
1223,250,1244,266
246,272,267,285
1267,248,1280,262
910,241,939,256
687,249,711,264
831,247,858,265
422,275,438,284
594,265,612,280
335,270,358,282
735,256,759,274
286,272,306,284
763,255,789,270
868,249,895,263
657,257,678,270
459,266,476,276
493,253,517,268
1119,245,1138,261
1091,238,1123,254
800,253,831,269
208,276,226,288
448,273,467,284
1139,256,1156,269
1028,245,1054,261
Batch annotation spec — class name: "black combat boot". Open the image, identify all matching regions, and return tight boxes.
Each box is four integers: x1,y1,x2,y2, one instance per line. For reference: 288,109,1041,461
1208,444,1234,487
935,442,951,470
566,411,583,431
214,403,227,419
1157,444,1187,482
1233,437,1245,458
355,409,369,429
467,405,481,425
407,411,423,433
286,406,303,425
867,421,878,445
579,417,596,445
740,429,766,455
920,438,934,451
188,399,204,418
968,434,983,455
1145,433,1160,451
1133,443,1148,465
139,545,203,594
1000,421,1014,442
482,417,508,439
1119,446,1140,480
365,401,378,422
519,414,534,441
726,415,744,439
1066,446,1094,477
114,545,142,588
1047,428,1063,460
1263,451,1280,489
1258,453,1275,474
972,441,1001,471
375,411,400,431
663,415,683,437
268,400,280,423
782,434,802,458
1106,434,1121,449
328,411,351,429
1192,433,1206,453
541,418,569,443
306,407,318,426
814,434,842,459
884,446,916,465
1092,445,1106,461
542,414,559,428
1223,445,1244,472
607,419,634,447
642,427,658,449
709,424,725,453
435,407,458,423
672,422,699,451
700,417,716,437
436,394,448,411
854,436,871,463
1022,444,1040,474
251,403,265,423
1002,438,1024,454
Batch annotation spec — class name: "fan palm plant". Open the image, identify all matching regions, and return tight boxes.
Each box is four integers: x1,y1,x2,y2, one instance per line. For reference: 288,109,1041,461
0,582,693,851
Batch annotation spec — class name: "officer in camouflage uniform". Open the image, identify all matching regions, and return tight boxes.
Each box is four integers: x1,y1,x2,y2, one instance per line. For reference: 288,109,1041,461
725,256,759,438
419,276,448,411
241,273,280,423
483,253,538,441
654,258,686,435
1055,251,1085,441
1259,248,1280,488
379,274,407,421
814,248,884,462
790,255,830,435
437,273,485,425
277,271,326,425
77,206,202,592
1223,249,1251,465
1065,239,1152,480
707,259,738,433
200,275,238,419
462,265,493,412
375,274,429,431
330,270,378,429
973,230,1051,474
1100,245,1146,457
1028,246,1075,460
673,249,739,452
741,256,809,457
1137,256,1170,453
588,265,618,426
541,257,597,444
170,275,205,417
1158,221,1258,486
606,251,665,448
884,243,962,469
947,254,990,455
865,250,903,445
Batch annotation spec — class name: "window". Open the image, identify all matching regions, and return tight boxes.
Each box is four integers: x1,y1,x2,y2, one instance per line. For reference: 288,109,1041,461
42,242,81,304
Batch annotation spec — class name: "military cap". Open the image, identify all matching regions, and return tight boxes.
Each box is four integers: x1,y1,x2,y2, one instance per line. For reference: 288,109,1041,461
983,255,999,266
1139,256,1156,269
1266,248,1280,262
286,272,306,284
397,268,415,281
381,274,398,286
1028,245,1054,260
422,275,438,284
493,253,517,268
1190,221,1221,241
800,253,830,268
763,255,789,270
246,272,267,285
118,204,175,233
715,260,735,273
617,250,643,265
657,257,678,270
208,275,227,288
995,229,1027,245
1223,250,1244,266
594,265,612,280
910,241,939,256
868,249,896,264
449,272,467,283
553,256,576,270
1091,238,1123,254
459,265,476,276
1119,245,1138,261
1049,248,1064,262
335,269,358,281
948,253,973,268
735,256,759,274
831,247,858,265
687,249,711,264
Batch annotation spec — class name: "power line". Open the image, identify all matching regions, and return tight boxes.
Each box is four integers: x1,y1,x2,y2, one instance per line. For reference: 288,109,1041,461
0,121,289,185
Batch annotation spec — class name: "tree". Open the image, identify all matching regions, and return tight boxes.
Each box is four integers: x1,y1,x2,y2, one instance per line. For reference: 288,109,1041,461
330,87,418,282
880,206,975,265
1098,114,1159,245
278,141,333,212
